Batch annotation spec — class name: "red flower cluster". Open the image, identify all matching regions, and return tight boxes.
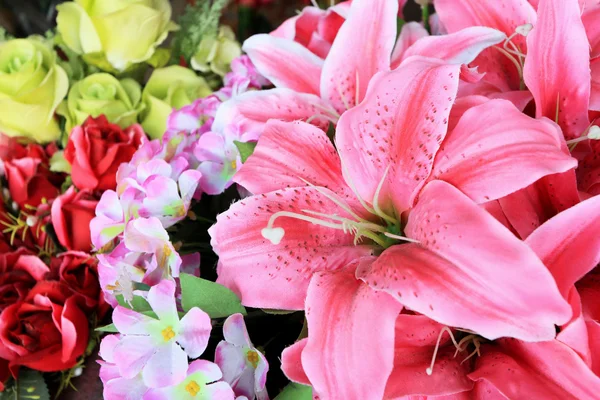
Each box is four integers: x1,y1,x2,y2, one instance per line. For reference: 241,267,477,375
0,116,146,387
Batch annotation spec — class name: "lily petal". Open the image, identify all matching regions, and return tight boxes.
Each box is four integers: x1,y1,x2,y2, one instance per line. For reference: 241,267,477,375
212,88,332,137
431,99,577,203
336,57,460,213
281,339,310,385
209,187,373,309
320,0,398,113
243,34,323,96
523,0,591,139
301,265,402,400
401,27,506,65
390,22,429,70
469,339,600,400
358,181,572,341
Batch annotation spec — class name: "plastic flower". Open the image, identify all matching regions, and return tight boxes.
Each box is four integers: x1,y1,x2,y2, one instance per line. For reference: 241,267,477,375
145,360,236,400
123,217,182,282
165,90,231,138
140,170,202,228
56,0,177,72
140,66,213,139
99,334,150,400
210,58,577,397
215,314,269,400
90,189,139,250
0,38,68,143
224,56,269,94
112,280,212,388
58,73,143,133
215,0,505,137
191,26,242,77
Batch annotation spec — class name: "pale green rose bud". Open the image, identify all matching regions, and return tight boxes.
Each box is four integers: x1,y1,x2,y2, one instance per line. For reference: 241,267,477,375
140,66,212,139
58,73,143,133
0,38,68,143
191,26,242,77
56,0,178,72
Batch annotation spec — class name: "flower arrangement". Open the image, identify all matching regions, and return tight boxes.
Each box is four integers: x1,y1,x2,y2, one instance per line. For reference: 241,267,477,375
1,0,600,398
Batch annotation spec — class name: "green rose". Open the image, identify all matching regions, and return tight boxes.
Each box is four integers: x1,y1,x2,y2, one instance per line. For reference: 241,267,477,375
58,73,143,133
56,0,178,72
191,26,242,77
140,66,212,139
0,38,68,143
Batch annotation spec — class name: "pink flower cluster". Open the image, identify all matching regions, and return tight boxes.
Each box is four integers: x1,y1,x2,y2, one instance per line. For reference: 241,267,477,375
207,0,600,398
98,281,267,400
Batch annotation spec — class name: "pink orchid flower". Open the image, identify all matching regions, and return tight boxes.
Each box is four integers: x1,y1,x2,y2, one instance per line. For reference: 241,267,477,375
166,90,233,138
99,334,150,400
224,55,270,94
210,58,576,398
90,188,140,250
123,217,182,282
96,244,146,306
144,360,235,400
112,280,212,388
139,170,202,228
215,314,269,400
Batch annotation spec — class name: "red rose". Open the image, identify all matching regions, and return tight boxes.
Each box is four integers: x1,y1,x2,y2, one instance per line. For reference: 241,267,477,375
51,187,98,252
0,249,49,312
0,138,62,208
64,115,146,191
50,251,109,317
0,281,89,373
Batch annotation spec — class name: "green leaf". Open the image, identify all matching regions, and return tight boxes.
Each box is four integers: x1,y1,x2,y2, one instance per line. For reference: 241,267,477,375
275,383,313,400
116,294,152,312
180,273,247,318
95,323,119,333
234,140,257,163
15,370,50,400
261,309,297,315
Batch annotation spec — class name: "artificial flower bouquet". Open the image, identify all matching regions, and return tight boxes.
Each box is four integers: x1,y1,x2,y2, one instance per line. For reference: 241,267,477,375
2,0,600,398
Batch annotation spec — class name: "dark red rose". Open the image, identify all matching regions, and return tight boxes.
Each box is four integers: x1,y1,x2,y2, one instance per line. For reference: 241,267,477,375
64,115,146,191
0,137,62,208
0,249,49,312
51,187,98,252
50,251,109,317
0,281,89,373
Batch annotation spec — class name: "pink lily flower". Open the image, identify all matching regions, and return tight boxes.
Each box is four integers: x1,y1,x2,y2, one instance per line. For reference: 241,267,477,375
215,314,269,400
99,334,150,400
112,280,212,388
270,1,350,59
525,194,600,370
144,360,235,400
210,58,576,398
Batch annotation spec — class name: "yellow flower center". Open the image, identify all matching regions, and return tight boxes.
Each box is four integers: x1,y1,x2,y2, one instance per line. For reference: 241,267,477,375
161,326,176,342
246,350,259,368
185,380,201,396
230,160,237,170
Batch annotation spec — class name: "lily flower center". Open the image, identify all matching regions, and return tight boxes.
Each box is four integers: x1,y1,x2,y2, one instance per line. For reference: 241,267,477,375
426,326,485,376
261,167,418,249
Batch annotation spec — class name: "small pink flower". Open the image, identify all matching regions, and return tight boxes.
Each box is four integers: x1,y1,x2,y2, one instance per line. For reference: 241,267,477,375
90,188,139,250
99,334,150,400
224,55,270,94
144,360,235,400
111,280,212,388
215,314,269,400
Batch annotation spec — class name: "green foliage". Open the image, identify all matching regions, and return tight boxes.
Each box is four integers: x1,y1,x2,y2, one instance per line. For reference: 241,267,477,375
274,383,313,400
0,27,12,42
171,0,230,64
0,370,50,400
180,273,247,318
234,140,257,163
116,294,152,312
